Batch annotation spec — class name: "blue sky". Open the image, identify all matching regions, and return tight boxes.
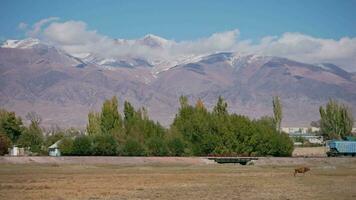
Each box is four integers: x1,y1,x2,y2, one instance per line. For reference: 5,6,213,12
0,0,355,41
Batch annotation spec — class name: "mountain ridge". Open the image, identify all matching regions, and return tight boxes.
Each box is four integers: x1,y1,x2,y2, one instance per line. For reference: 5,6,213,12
1,38,355,127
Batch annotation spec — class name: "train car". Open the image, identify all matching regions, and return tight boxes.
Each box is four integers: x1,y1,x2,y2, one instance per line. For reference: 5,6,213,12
326,140,356,157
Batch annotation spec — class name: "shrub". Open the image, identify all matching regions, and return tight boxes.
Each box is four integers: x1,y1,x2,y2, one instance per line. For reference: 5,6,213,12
92,134,118,156
167,136,186,156
72,135,92,156
146,136,168,156
58,137,74,155
122,138,145,156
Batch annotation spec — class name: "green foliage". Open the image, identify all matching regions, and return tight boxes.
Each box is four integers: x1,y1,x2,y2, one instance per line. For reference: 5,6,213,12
213,96,228,116
171,97,294,157
272,96,282,133
167,134,186,156
72,135,92,156
146,136,168,156
0,133,12,155
100,96,123,135
17,122,44,153
58,137,74,156
122,137,145,156
87,111,101,136
319,99,354,139
0,109,24,143
92,134,118,156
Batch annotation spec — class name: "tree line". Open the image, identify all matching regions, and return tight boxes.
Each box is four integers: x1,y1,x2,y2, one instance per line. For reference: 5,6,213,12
0,96,353,156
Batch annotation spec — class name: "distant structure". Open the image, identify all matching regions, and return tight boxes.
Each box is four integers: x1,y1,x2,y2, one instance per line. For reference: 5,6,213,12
8,146,28,156
48,140,61,157
281,127,320,134
282,127,323,145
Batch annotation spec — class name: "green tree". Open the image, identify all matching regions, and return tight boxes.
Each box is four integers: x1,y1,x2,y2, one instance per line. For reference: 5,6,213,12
167,136,186,156
179,95,189,108
92,134,118,156
87,111,101,136
213,96,228,116
146,136,168,156
0,109,24,143
319,99,354,139
100,96,123,135
72,135,92,156
272,96,283,133
17,122,44,153
58,137,74,155
122,137,145,156
124,101,139,135
124,101,136,122
17,112,44,153
171,96,294,157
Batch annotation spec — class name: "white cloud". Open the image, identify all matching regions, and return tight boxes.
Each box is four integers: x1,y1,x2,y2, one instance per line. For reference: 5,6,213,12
27,17,59,37
239,33,356,71
25,18,356,71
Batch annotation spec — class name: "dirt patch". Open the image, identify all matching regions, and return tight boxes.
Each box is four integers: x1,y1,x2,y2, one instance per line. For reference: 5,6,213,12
292,147,327,157
0,162,355,200
0,156,214,166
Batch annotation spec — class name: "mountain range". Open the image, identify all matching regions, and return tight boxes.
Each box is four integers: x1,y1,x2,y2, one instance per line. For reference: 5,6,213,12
1,37,355,127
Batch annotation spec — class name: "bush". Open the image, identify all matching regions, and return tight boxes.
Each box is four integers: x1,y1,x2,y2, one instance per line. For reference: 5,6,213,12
0,133,12,155
122,138,145,156
146,136,168,156
167,136,186,156
72,135,92,156
58,137,74,155
92,134,118,156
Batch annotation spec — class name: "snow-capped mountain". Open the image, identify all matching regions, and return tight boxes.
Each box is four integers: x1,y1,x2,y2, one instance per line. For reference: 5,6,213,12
1,38,356,127
1,38,43,49
137,34,171,48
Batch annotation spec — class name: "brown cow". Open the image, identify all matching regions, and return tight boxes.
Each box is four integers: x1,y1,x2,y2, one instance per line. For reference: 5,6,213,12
294,167,310,176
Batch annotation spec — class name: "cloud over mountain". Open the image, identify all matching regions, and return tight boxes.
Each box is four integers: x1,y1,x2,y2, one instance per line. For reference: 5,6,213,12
21,18,356,71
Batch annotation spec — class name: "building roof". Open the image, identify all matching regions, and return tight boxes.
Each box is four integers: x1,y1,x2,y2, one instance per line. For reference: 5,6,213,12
49,140,61,149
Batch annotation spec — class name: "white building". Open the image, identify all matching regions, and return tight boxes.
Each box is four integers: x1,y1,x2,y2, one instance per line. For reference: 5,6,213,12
281,127,320,134
48,140,61,157
8,146,27,156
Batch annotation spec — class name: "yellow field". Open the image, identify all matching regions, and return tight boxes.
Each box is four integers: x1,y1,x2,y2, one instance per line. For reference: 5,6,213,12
0,159,356,200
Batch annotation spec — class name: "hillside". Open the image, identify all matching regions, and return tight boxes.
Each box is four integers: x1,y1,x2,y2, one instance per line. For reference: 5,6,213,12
1,40,356,127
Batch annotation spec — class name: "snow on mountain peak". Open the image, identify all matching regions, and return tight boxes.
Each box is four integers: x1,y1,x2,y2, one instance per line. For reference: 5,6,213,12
138,34,170,48
1,38,42,49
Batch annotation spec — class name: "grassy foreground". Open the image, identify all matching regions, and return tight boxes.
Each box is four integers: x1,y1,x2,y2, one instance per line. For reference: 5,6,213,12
0,162,355,200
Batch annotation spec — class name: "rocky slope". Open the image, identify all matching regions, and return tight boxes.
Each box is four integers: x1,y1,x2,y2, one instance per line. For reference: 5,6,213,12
1,40,355,127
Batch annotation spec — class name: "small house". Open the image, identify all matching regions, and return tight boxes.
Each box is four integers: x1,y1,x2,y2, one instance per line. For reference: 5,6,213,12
48,140,61,157
8,146,27,156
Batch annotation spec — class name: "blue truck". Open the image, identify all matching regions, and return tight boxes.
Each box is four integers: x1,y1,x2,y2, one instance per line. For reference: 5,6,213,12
326,140,356,157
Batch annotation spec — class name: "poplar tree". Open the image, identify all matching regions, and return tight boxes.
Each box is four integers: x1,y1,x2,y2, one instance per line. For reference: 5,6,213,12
87,111,101,136
319,99,354,139
273,96,282,133
213,96,228,116
100,96,123,134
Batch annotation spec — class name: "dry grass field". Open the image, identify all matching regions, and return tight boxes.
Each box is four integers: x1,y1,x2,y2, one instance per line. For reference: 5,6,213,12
0,158,356,200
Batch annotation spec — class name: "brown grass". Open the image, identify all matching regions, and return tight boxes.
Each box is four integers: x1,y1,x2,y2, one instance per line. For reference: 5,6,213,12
0,161,355,200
